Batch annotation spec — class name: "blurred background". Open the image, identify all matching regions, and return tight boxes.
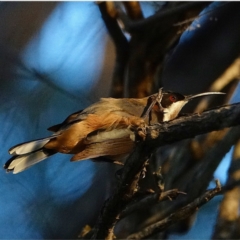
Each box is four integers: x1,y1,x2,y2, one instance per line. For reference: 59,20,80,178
0,2,240,239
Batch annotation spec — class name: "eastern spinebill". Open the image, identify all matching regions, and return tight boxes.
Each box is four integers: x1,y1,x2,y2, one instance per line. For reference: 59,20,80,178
4,88,224,174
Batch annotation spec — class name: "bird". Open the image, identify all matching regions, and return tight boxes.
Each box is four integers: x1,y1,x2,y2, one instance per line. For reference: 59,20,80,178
4,88,224,174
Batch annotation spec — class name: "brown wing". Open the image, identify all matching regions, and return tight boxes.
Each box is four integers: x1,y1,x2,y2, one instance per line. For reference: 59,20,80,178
71,135,134,161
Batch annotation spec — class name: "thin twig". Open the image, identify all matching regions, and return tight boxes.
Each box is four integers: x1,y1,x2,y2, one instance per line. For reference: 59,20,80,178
120,189,186,219
127,182,221,239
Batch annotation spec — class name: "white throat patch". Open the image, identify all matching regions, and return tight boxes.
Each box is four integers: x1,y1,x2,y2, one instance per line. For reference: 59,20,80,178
163,101,187,122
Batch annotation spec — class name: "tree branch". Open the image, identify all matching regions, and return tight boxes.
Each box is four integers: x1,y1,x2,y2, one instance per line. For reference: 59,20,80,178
98,2,129,98
146,103,240,147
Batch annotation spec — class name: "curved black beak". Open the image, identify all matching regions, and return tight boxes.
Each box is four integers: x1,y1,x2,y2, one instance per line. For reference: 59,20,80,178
185,92,225,101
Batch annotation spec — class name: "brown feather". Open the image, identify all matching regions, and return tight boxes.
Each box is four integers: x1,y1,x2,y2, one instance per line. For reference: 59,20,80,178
71,136,134,161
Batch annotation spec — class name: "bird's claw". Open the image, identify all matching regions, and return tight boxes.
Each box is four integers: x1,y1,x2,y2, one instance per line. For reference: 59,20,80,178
129,121,148,141
136,123,148,141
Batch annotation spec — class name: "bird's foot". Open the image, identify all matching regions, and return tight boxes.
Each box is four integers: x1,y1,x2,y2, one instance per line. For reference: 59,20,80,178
128,117,149,141
137,123,148,141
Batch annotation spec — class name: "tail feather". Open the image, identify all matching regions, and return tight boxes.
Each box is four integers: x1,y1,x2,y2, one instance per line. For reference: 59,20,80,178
9,136,57,155
5,135,59,174
4,149,56,174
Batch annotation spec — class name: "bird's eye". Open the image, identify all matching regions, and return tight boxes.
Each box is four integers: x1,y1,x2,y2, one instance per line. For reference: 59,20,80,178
169,95,177,102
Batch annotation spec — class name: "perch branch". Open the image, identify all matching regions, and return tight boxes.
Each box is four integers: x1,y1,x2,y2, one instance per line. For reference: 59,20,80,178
146,103,240,147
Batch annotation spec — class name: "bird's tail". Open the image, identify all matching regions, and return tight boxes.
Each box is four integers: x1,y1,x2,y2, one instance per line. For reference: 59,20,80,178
4,136,57,174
